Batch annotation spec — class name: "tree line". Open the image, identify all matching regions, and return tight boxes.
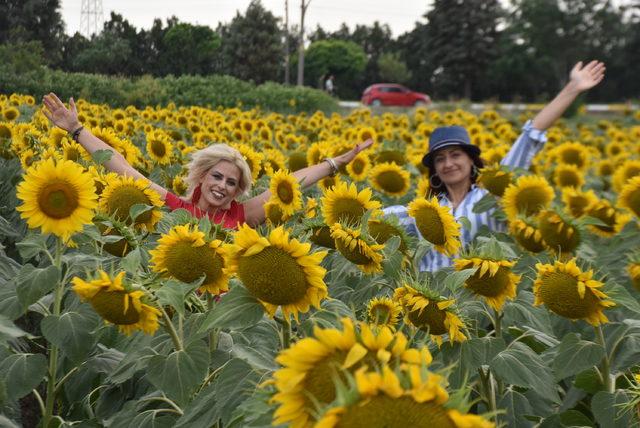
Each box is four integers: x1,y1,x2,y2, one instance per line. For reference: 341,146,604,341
1,0,639,102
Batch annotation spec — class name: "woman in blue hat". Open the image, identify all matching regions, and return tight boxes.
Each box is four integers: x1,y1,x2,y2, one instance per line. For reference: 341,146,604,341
384,60,606,271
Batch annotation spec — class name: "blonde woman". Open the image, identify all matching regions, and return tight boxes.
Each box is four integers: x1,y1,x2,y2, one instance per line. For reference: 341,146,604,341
42,93,371,229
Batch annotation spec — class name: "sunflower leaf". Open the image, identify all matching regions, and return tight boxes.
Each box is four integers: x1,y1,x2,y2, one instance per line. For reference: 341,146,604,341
471,193,497,214
0,353,47,401
552,333,605,380
92,149,113,165
442,267,477,292
155,279,202,318
146,339,209,406
129,203,155,223
490,341,559,403
603,281,640,315
41,311,98,363
0,315,26,344
15,264,60,309
198,284,264,331
591,391,632,428
16,233,54,260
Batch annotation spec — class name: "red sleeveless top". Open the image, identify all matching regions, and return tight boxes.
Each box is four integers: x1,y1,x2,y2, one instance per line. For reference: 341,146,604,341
164,192,246,230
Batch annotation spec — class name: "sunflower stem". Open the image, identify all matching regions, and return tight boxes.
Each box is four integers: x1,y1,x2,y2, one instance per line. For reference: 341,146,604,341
207,294,219,354
595,325,613,393
477,368,498,422
43,238,65,427
280,318,292,349
160,307,184,352
492,308,503,339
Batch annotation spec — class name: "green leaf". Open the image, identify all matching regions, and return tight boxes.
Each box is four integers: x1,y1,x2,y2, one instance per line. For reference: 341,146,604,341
472,192,497,213
41,311,97,363
0,253,21,283
146,339,209,405
92,149,113,165
0,280,24,320
0,215,19,238
155,279,201,318
0,415,19,428
198,284,264,331
574,367,603,394
498,389,535,428
490,342,559,403
211,358,263,425
129,203,155,223
459,337,506,373
552,333,605,380
0,353,47,400
0,315,27,344
604,282,640,315
15,264,60,308
559,409,594,427
458,216,472,231
16,233,52,260
443,268,476,292
591,391,632,428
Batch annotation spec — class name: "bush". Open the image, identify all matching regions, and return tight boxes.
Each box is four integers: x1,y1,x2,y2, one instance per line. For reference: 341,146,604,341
0,65,338,113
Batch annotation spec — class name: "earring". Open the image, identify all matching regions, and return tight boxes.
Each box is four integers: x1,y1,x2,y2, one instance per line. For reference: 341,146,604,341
471,165,479,180
429,173,443,189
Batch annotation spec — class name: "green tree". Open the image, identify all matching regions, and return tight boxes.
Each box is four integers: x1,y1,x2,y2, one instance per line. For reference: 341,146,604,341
160,23,221,76
377,52,411,83
0,0,65,65
303,39,367,98
395,21,433,94
425,0,502,99
218,0,283,83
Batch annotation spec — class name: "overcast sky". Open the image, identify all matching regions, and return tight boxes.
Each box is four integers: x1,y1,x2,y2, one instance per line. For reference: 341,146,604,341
60,0,429,37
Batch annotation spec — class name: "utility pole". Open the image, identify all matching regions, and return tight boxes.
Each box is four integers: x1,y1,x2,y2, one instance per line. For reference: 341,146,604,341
296,0,311,86
80,0,104,37
284,0,290,85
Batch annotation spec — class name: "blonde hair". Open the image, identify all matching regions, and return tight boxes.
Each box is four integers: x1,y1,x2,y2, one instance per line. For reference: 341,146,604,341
185,144,253,200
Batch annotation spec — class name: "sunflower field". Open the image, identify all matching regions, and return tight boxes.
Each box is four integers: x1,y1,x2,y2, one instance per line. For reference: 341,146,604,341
2,92,640,427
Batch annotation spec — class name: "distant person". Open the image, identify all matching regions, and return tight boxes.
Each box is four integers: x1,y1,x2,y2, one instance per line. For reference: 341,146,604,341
325,74,335,96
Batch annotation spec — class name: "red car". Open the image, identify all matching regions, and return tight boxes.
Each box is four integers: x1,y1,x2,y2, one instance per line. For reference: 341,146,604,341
361,83,431,107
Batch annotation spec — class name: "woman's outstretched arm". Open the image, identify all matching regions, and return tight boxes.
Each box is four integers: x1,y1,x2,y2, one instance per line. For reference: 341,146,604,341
532,60,605,131
42,93,168,199
243,138,374,226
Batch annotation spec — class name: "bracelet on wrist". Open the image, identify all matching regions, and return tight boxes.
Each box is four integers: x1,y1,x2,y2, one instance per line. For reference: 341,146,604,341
322,157,339,177
70,126,84,142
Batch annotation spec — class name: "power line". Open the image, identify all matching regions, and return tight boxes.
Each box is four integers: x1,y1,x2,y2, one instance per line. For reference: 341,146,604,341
80,0,104,37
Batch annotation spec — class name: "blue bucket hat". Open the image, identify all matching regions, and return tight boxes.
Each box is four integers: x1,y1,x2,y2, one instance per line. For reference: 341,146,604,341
421,126,481,168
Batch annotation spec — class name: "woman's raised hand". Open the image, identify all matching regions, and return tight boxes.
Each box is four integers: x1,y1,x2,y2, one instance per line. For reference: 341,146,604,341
42,93,81,132
334,138,374,167
569,60,606,92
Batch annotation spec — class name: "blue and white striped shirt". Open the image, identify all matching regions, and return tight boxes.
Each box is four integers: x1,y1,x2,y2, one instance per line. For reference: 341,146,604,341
384,120,547,272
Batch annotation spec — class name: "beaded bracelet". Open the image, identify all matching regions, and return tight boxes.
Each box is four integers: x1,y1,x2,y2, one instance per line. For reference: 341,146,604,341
70,126,84,142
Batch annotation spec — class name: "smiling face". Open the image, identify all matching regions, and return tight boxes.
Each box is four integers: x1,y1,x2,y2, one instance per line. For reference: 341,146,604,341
197,160,242,211
433,147,474,188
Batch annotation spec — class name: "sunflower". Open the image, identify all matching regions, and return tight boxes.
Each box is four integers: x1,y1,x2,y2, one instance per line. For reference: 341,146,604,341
318,175,342,192
357,126,377,143
72,271,161,335
314,365,494,428
584,199,621,237
99,175,164,230
368,162,411,197
264,200,291,225
288,151,308,172
16,158,97,241
407,196,461,256
508,218,546,253
375,149,406,166
537,209,581,254
308,224,337,249
366,297,402,328
149,224,232,295
19,148,38,170
346,152,372,182
551,141,589,170
145,132,173,165
394,283,466,345
453,257,519,311
533,259,615,326
553,164,585,188
233,143,264,181
562,188,598,219
477,164,513,197
3,107,19,121
269,169,303,217
502,175,555,219
612,159,640,192
627,259,640,291
229,225,328,321
330,223,385,274
321,182,381,226
619,176,640,218
271,318,433,428
368,217,411,253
